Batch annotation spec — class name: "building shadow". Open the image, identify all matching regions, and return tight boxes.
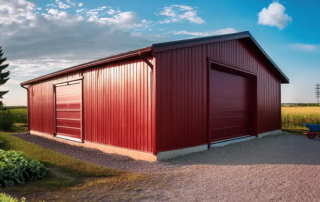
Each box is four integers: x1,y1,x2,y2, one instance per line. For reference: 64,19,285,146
162,132,320,166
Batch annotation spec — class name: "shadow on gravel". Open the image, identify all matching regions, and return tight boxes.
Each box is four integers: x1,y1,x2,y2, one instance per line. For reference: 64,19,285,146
164,132,320,166
15,132,320,173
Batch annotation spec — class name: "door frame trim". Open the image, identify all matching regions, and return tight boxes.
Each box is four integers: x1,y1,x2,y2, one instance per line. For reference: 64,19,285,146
207,58,258,149
53,76,84,143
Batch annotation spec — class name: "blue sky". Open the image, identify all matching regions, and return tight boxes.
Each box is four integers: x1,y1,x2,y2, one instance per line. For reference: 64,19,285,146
0,0,319,105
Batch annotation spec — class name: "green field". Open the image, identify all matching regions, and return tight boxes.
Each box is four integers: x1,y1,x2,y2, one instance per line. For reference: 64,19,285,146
0,108,27,124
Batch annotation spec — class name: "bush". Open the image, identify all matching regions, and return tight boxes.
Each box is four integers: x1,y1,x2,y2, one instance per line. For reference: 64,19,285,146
0,150,47,187
0,193,25,202
0,111,14,131
9,109,28,124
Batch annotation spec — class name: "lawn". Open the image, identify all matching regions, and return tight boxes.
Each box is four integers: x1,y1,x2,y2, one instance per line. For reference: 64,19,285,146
0,124,160,201
281,107,320,130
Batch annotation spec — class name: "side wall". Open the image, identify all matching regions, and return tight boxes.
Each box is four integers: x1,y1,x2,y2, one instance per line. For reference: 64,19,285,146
29,57,153,153
155,39,281,152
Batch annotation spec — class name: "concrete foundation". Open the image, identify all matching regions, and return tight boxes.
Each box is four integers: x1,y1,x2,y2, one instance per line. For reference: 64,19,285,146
28,129,282,161
157,145,208,160
30,130,157,162
211,136,256,147
258,130,282,138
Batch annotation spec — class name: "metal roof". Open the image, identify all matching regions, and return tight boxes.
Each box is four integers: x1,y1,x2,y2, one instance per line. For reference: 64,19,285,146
21,31,289,85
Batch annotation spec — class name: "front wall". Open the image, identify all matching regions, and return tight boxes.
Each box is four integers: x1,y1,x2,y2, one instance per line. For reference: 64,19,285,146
29,58,153,153
29,72,81,135
83,59,152,152
156,39,281,152
209,69,251,142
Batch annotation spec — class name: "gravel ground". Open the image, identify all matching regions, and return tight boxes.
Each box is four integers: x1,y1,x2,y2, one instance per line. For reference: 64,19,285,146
14,134,179,174
15,132,320,201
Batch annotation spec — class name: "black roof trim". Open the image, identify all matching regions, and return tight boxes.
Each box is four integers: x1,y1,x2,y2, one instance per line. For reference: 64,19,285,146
153,31,250,51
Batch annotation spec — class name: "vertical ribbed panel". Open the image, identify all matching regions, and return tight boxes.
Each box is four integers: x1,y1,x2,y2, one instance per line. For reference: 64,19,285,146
83,58,152,152
29,72,81,135
156,46,208,152
156,39,281,152
28,58,153,153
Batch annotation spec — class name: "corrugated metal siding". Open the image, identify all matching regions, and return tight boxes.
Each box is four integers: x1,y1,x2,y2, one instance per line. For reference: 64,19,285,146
83,58,152,152
29,58,153,153
29,72,82,135
156,39,281,152
156,46,207,152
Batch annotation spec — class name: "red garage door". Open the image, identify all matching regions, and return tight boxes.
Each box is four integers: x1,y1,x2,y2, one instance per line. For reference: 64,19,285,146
55,81,82,142
210,69,251,142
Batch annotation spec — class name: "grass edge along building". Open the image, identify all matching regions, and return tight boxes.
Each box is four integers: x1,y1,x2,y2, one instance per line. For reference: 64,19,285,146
21,31,289,161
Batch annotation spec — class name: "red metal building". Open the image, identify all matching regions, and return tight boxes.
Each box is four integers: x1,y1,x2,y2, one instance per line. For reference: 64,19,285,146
21,31,289,161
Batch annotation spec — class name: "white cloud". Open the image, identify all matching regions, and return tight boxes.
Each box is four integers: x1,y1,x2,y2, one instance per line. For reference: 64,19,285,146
106,9,116,15
0,0,36,25
46,4,57,8
258,2,292,30
175,5,193,11
78,3,83,7
0,0,171,105
76,9,84,13
86,6,108,22
174,28,237,36
48,8,59,15
157,5,204,24
99,12,137,27
66,0,76,7
58,2,70,9
291,43,317,51
0,0,160,79
84,7,149,28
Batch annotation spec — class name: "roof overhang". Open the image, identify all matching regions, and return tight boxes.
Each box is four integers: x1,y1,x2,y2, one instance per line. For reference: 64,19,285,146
21,46,152,86
152,31,289,84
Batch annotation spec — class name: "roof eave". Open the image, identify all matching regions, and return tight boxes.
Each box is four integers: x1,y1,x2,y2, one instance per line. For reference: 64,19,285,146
245,33,289,84
21,46,152,86
152,31,251,53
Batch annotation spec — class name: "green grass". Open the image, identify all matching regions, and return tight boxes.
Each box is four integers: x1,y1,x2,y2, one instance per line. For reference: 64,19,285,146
0,130,150,201
0,133,122,177
0,193,25,202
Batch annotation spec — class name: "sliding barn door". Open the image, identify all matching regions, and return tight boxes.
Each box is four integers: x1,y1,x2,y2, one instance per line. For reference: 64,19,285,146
54,81,82,142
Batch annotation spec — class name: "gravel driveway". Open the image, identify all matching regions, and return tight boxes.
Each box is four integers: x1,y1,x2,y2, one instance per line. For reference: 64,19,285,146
16,132,320,201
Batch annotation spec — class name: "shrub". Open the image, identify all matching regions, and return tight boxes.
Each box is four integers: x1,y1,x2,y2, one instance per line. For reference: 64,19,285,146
0,150,47,187
0,193,25,202
9,109,28,124
0,111,14,131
